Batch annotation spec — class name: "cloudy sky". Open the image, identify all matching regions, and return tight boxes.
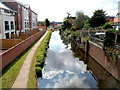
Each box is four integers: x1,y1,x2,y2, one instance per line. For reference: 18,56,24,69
19,0,119,22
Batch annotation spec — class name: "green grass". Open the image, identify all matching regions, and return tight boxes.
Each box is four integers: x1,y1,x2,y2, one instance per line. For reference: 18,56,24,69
1,47,30,88
27,31,52,88
1,31,46,88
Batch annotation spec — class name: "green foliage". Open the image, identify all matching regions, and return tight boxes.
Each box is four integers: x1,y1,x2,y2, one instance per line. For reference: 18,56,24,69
2,43,33,88
27,31,52,88
103,29,115,47
102,22,113,29
89,9,107,27
33,31,52,78
73,11,89,29
83,22,90,29
44,18,50,27
36,67,42,77
61,19,72,29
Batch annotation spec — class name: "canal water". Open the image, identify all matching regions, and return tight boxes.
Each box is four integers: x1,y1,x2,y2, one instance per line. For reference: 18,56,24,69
37,31,120,88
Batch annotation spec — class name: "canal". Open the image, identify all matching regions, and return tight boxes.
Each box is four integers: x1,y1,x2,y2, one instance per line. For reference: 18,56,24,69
37,31,120,88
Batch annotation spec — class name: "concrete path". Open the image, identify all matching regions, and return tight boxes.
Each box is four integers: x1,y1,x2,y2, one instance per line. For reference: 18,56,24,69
12,31,48,88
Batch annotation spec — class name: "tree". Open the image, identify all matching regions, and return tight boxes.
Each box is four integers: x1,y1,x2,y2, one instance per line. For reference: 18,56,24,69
83,21,90,29
72,11,89,29
61,19,72,29
89,9,107,27
102,22,113,29
44,18,50,28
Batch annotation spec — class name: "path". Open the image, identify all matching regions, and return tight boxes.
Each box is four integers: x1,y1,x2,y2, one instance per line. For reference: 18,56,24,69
12,31,48,88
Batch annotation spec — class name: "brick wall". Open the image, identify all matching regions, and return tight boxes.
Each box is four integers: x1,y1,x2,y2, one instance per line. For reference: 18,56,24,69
0,30,46,69
85,41,120,81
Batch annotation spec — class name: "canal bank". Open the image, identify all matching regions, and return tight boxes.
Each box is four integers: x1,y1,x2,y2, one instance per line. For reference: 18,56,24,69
60,30,120,82
84,41,120,82
37,31,120,88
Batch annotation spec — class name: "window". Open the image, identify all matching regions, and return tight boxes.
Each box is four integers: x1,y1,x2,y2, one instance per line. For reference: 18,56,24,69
25,22,26,28
5,21,9,30
11,32,14,34
11,21,14,30
27,22,28,27
5,33,9,39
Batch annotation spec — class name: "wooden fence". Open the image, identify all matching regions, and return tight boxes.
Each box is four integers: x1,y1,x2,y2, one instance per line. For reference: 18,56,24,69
0,30,46,69
0,39,22,49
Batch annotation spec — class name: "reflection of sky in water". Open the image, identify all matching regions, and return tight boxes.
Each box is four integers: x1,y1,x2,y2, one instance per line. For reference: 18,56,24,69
38,31,97,88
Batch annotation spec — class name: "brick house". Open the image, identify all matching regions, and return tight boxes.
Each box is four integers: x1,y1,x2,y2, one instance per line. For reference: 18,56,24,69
114,1,120,31
1,0,38,37
0,2,16,39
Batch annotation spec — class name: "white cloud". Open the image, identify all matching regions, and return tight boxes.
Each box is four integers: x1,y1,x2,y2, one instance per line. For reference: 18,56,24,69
37,31,97,88
19,0,119,21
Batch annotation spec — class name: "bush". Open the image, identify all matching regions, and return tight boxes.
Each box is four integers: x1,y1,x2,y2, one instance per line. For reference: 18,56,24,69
36,67,42,77
103,29,115,47
103,22,113,29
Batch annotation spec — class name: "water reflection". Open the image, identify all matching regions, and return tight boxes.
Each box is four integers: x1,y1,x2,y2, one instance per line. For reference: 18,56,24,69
38,31,97,88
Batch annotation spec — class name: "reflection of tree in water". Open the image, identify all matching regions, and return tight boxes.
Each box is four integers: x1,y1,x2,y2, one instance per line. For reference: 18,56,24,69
70,42,120,88
60,31,120,88
70,42,88,64
60,32,71,48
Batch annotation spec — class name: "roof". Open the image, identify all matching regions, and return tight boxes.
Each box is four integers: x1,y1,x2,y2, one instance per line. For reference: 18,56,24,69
0,2,16,12
1,0,37,14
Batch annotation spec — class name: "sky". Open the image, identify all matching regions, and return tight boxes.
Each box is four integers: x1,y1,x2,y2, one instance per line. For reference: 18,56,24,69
19,0,119,22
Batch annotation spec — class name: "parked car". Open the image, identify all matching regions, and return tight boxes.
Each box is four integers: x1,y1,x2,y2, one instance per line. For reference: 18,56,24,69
38,28,43,31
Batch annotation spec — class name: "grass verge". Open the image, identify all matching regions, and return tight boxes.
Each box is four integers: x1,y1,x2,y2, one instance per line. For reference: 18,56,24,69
1,31,46,88
27,31,52,88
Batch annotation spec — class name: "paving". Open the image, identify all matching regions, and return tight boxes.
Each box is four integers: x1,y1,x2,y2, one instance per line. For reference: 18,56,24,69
12,31,48,88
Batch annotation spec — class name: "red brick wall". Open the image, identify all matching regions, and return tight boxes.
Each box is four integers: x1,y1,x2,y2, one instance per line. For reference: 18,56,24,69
85,41,120,81
0,30,46,69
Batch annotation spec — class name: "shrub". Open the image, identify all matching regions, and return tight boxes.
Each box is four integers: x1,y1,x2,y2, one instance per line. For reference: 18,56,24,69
102,22,113,29
36,67,42,77
103,29,115,47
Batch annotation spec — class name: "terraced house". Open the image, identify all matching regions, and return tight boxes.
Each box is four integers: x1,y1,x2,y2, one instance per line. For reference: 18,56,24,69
0,0,37,39
0,2,16,39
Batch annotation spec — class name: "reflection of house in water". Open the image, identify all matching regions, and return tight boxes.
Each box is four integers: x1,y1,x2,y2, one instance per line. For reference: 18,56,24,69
70,42,120,88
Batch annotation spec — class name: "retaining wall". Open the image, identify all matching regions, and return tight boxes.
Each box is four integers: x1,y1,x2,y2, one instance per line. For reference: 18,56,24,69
85,41,120,81
0,30,46,69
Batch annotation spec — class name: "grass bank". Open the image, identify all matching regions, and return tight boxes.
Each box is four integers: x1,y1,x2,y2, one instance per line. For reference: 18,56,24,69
27,31,52,88
1,31,46,88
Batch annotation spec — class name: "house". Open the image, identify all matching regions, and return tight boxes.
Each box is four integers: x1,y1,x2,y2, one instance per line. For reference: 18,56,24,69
106,16,115,23
114,1,120,31
2,0,38,37
0,2,16,39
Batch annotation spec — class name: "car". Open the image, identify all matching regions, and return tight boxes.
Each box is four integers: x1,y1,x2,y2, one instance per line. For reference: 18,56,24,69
38,28,43,31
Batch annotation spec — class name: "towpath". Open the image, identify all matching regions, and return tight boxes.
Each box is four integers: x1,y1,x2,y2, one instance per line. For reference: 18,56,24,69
12,31,48,88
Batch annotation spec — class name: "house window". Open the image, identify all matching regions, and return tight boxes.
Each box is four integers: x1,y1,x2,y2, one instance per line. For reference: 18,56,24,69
5,21,9,30
5,33,9,39
11,21,14,30
27,22,29,28
25,22,26,28
11,32,14,34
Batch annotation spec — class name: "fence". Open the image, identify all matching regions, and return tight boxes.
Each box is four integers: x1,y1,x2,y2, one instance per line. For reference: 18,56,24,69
89,35,103,47
1,39,22,49
0,30,46,69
